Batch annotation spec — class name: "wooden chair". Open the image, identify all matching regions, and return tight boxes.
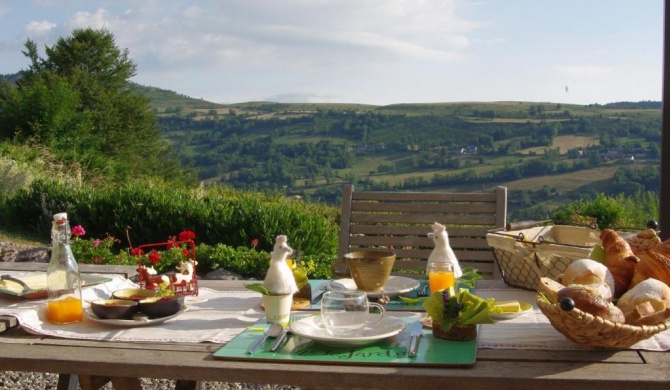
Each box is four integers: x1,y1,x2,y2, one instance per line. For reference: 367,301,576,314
336,184,507,279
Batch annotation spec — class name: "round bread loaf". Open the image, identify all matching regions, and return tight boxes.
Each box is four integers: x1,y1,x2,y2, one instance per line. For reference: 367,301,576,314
617,278,670,314
562,259,615,300
557,285,609,318
558,285,625,323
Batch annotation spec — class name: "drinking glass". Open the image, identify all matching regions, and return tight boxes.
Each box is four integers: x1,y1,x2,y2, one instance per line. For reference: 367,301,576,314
321,290,384,337
428,262,455,294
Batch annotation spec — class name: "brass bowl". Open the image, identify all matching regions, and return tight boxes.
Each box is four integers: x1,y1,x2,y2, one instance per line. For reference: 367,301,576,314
344,250,396,293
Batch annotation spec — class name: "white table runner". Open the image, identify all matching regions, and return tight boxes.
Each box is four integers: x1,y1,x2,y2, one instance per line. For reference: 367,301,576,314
0,271,263,344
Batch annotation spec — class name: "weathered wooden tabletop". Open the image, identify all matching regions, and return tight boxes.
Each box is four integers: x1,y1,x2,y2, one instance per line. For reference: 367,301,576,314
1,265,670,390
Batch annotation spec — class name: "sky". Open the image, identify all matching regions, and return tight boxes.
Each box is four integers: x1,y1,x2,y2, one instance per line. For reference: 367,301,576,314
0,0,663,106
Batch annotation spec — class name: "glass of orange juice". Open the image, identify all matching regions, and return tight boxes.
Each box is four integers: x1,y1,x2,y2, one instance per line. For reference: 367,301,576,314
428,263,455,294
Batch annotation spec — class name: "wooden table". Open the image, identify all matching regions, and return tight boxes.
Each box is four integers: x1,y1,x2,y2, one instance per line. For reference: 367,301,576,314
1,266,670,390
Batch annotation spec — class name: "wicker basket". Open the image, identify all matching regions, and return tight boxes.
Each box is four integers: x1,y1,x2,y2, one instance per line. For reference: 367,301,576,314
432,323,477,341
487,224,601,290
537,299,670,348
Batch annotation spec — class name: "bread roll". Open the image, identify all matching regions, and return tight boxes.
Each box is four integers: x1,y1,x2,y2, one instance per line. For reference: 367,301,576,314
558,285,609,318
630,250,670,288
617,278,670,314
601,229,640,298
557,285,625,323
561,259,614,301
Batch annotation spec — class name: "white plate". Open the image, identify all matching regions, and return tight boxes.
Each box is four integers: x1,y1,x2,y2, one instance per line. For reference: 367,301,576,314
327,276,420,298
84,307,186,327
289,315,406,347
490,301,533,321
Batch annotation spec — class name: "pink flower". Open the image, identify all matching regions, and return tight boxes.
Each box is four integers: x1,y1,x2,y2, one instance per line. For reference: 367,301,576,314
93,239,101,248
71,225,86,237
251,238,259,248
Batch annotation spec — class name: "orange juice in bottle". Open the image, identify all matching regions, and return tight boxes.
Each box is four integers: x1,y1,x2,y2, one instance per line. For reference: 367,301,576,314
46,212,83,324
47,296,83,324
428,262,455,294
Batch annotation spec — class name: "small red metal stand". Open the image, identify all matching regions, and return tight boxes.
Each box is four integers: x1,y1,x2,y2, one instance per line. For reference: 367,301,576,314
135,239,199,296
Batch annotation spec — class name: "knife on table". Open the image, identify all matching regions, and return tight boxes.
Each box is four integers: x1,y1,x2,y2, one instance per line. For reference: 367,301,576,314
407,321,424,358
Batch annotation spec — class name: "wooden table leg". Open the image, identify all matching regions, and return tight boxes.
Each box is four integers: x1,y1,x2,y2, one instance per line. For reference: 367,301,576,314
78,375,143,390
77,375,111,390
56,374,79,390
110,377,143,390
175,379,201,390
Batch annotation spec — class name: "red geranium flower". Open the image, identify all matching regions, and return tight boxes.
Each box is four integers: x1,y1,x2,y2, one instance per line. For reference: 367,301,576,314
148,249,162,265
130,247,144,256
178,230,196,241
251,238,259,248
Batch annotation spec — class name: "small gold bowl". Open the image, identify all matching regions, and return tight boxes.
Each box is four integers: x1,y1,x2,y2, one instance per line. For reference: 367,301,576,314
345,250,396,293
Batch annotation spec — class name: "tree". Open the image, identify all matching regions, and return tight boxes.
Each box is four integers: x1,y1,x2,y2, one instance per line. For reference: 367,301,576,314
0,28,182,183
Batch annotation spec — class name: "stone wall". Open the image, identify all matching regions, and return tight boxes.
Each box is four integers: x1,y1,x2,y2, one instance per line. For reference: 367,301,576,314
0,242,50,263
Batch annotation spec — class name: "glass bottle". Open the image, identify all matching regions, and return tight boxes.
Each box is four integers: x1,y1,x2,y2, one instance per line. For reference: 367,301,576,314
46,212,83,324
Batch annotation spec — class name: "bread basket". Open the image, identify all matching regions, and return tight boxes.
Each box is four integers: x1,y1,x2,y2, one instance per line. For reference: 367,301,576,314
537,299,670,348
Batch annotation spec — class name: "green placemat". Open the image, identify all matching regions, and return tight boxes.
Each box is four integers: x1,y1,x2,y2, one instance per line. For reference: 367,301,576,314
213,316,477,367
307,279,468,311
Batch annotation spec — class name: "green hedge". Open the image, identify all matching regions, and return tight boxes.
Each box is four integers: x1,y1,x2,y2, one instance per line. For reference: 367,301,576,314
1,180,339,278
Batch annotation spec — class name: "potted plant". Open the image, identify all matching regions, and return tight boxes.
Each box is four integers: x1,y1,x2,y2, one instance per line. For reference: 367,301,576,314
422,287,499,341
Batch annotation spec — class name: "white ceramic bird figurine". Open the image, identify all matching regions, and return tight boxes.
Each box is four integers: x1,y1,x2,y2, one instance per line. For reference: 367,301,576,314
426,222,463,278
263,235,299,295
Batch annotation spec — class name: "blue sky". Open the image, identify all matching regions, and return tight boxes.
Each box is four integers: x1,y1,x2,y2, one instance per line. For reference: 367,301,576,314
0,0,663,105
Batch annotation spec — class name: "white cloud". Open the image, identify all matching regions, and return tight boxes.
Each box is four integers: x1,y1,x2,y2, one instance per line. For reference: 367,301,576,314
67,9,112,30
56,0,481,75
554,65,614,77
25,20,57,35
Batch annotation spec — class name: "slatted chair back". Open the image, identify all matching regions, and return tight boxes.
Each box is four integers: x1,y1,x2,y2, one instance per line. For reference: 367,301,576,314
337,184,507,279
